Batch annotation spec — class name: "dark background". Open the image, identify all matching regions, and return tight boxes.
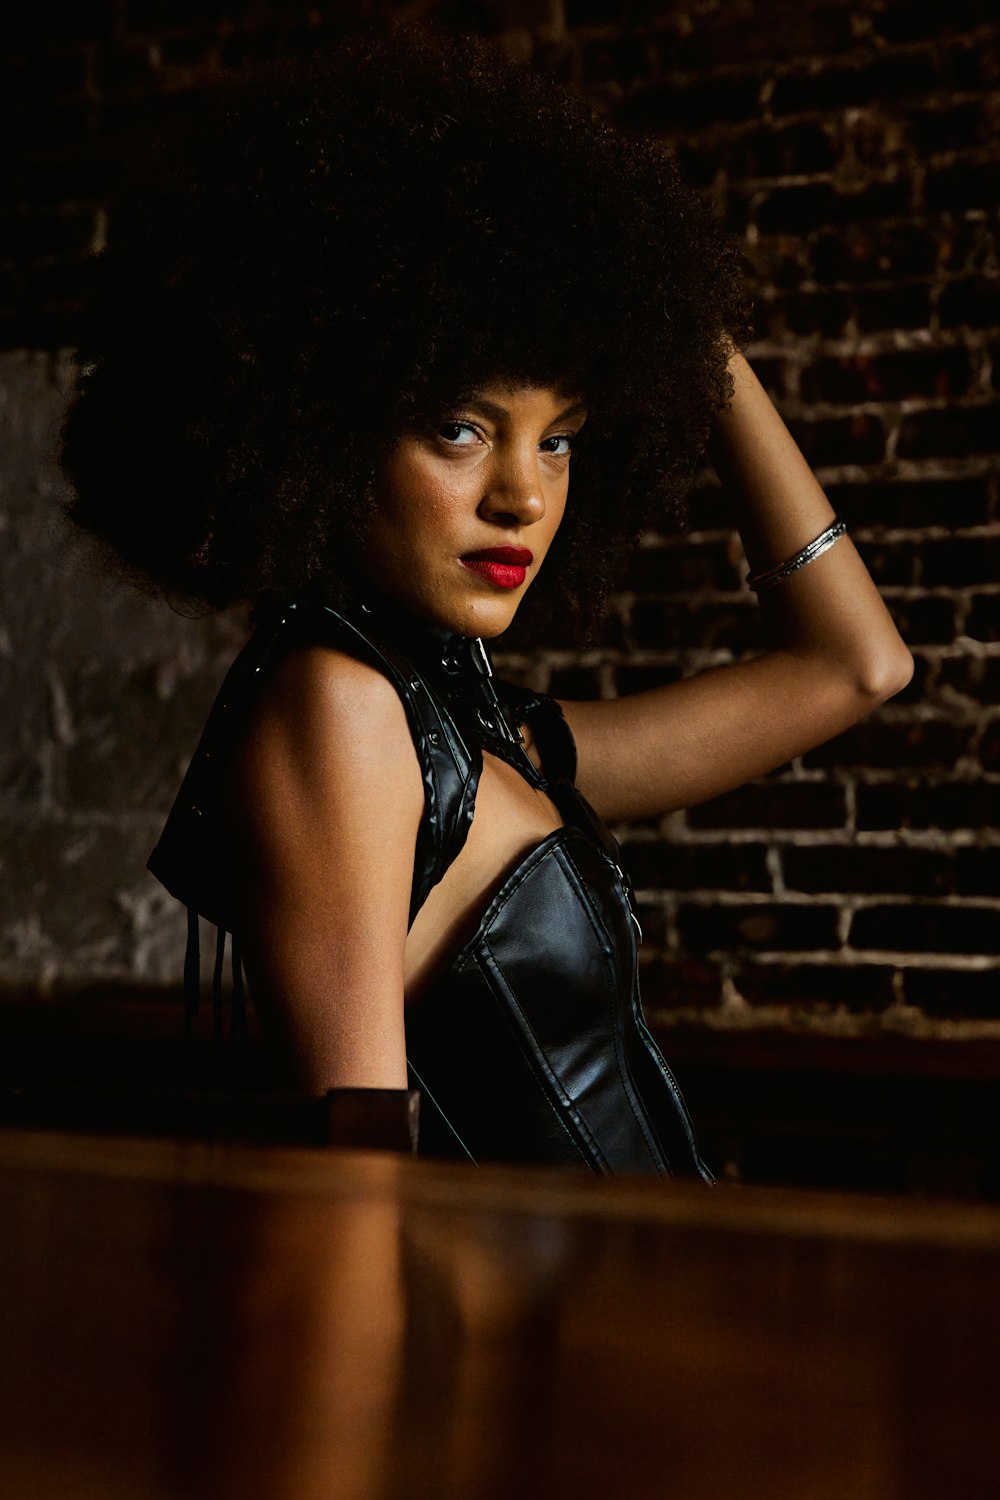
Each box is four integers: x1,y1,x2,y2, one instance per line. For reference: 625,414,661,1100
2,0,999,1193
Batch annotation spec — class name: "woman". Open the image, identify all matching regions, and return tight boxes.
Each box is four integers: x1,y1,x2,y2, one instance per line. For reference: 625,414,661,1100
60,24,912,1174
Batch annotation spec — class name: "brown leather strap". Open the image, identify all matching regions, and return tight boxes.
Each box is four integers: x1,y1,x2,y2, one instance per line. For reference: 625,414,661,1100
320,1088,420,1154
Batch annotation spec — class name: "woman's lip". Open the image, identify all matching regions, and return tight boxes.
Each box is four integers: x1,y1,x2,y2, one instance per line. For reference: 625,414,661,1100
460,558,528,590
461,546,533,565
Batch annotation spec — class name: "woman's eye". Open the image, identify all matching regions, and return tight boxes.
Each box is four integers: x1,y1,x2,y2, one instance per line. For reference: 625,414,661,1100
437,421,481,447
540,433,574,457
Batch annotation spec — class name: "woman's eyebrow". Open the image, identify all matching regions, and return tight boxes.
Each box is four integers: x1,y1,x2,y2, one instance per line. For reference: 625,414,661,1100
553,400,588,423
464,397,588,423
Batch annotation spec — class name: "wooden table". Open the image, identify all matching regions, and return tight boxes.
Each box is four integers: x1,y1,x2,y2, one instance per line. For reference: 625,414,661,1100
1,1128,998,1500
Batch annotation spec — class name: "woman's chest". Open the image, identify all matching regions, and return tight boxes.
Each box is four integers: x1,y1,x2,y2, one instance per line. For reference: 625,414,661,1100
403,746,565,1003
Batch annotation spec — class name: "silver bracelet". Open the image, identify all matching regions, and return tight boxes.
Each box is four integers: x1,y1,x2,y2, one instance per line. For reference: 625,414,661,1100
746,518,847,593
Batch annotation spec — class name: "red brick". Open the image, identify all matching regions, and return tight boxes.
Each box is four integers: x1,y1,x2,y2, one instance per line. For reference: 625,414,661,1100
620,841,771,893
926,159,1000,213
982,718,1000,772
125,0,249,31
948,36,1000,89
566,0,636,23
886,597,957,647
943,220,998,274
938,276,1000,329
772,289,852,338
850,903,1000,955
629,600,761,654
905,966,1000,1019
721,121,837,181
625,541,742,594
811,223,939,284
685,482,737,535
640,957,725,1013
783,845,953,896
687,781,848,832
896,404,1000,460
856,779,1000,831
733,961,898,1012
873,0,996,43
770,52,940,115
755,178,910,237
902,101,992,155
618,74,762,132
966,594,1000,643
786,414,885,467
921,538,1000,588
892,653,931,707
614,662,683,695
937,656,1000,703
956,848,1000,897
800,350,972,405
677,7,855,69
578,33,652,89
802,716,973,770
747,237,811,291
7,1,115,46
547,665,601,701
679,901,841,954
825,479,990,530
854,284,932,333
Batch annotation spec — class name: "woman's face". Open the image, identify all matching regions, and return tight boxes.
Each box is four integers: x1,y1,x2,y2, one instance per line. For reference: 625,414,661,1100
356,383,587,638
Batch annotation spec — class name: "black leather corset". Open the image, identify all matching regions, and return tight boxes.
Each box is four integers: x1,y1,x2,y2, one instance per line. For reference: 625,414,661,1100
149,595,712,1181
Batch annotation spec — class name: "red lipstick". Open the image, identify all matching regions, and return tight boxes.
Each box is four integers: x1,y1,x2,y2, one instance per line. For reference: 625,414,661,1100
460,546,533,591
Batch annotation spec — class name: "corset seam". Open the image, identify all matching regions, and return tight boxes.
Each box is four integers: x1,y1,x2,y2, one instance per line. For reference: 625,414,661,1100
476,939,609,1171
559,842,668,1171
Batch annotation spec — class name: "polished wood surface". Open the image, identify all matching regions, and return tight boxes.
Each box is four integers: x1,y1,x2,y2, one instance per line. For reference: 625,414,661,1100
2,1128,999,1500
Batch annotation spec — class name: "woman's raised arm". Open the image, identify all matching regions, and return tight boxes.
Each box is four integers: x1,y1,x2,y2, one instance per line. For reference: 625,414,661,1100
222,648,424,1092
561,349,914,824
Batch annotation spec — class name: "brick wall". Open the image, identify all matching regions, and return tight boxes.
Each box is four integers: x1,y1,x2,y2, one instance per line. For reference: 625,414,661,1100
2,1,999,1069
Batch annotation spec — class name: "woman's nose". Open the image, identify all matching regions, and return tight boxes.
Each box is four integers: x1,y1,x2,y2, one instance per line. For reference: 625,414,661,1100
477,449,546,527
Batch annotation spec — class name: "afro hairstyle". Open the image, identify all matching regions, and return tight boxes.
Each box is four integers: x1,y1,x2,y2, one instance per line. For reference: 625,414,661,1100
60,19,751,640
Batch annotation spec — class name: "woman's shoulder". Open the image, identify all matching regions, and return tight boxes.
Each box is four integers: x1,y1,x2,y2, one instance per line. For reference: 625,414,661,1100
258,638,409,723
232,639,422,811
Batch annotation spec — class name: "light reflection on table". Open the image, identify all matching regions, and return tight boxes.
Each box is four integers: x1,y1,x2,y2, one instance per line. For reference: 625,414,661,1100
1,1128,999,1500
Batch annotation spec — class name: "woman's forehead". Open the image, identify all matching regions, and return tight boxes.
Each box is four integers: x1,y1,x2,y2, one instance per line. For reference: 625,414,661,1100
454,382,587,419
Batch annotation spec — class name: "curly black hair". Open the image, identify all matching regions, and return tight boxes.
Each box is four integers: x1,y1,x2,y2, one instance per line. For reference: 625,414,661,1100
60,20,750,640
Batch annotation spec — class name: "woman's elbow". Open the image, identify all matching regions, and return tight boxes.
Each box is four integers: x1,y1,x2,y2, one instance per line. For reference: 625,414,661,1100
855,643,915,707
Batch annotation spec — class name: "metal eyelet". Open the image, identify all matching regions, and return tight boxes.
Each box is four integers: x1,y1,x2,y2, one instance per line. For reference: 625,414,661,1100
476,708,493,730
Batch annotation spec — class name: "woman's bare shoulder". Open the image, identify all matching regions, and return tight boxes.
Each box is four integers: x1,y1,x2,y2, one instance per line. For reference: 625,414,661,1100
258,642,408,726
227,642,423,824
